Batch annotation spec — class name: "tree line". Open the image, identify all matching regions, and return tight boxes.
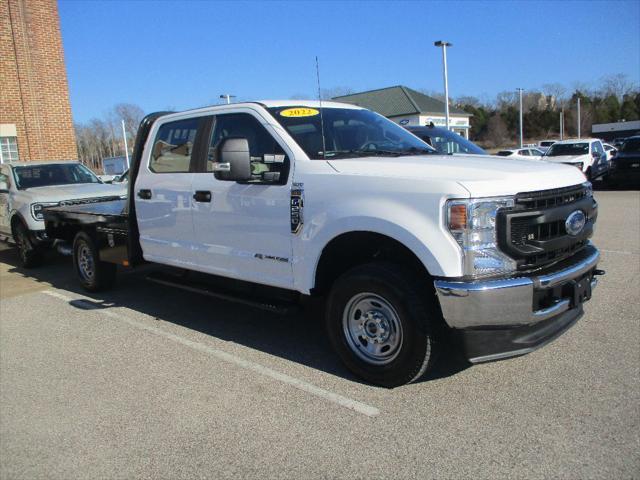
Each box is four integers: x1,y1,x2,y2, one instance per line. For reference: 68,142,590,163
75,103,144,170
75,74,639,169
453,74,639,147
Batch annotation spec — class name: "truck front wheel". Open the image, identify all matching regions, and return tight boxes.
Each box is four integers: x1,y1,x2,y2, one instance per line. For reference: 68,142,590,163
326,262,439,388
73,232,116,292
14,222,44,269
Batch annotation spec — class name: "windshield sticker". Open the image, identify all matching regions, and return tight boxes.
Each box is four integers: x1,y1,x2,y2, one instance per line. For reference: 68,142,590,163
279,108,319,118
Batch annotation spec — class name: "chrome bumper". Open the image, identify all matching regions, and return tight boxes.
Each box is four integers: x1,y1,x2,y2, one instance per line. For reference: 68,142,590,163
434,245,600,329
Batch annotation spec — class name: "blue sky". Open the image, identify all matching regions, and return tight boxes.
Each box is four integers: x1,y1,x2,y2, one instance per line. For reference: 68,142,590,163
59,0,640,123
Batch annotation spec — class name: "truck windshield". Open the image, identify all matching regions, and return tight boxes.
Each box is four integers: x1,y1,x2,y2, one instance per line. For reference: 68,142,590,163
546,143,589,156
621,138,640,153
267,107,436,159
13,163,101,190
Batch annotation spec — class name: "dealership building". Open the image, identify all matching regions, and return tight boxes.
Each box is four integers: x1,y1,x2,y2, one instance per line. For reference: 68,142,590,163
333,85,472,138
1,0,77,163
592,120,640,142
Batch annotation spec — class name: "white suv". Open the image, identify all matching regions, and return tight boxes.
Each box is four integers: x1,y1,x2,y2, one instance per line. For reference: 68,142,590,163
0,161,126,267
542,138,609,181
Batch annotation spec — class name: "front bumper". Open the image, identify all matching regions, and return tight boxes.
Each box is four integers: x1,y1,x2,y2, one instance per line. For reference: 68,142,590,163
434,244,601,363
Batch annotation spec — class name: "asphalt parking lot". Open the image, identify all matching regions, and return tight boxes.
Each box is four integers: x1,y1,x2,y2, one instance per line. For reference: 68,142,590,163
0,189,638,479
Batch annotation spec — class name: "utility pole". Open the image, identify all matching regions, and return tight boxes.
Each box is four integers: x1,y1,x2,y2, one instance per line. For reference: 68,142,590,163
517,88,524,148
434,41,452,130
121,119,130,170
560,109,564,140
577,97,581,139
219,94,236,104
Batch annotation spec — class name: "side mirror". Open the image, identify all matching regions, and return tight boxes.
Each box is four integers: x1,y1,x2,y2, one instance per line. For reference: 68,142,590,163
214,137,252,182
0,180,8,193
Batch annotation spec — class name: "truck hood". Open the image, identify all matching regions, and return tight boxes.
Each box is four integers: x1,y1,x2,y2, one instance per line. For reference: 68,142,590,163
327,154,587,197
21,183,126,202
542,154,589,164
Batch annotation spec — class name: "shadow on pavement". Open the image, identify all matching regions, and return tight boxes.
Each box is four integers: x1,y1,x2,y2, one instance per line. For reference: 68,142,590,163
0,246,470,387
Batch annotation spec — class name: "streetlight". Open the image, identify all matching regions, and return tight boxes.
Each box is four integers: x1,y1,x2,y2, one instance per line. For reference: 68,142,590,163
219,94,236,104
517,88,524,148
434,40,452,130
577,97,581,139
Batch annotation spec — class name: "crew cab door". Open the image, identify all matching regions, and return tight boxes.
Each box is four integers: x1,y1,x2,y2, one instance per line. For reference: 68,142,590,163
135,115,206,266
190,110,294,289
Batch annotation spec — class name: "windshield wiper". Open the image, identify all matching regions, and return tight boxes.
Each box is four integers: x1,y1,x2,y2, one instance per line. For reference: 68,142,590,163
323,147,435,159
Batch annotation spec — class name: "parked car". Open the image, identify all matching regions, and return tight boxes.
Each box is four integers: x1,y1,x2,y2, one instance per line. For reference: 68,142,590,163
0,161,126,267
607,135,640,188
537,140,557,153
404,125,487,155
603,143,617,161
44,102,602,387
496,148,545,160
542,138,609,181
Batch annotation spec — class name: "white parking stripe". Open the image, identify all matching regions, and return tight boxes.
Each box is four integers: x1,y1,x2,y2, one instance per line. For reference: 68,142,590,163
600,249,639,255
42,289,380,417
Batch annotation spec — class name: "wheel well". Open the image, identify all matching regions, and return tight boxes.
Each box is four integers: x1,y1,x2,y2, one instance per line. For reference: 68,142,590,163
313,231,431,295
10,214,25,236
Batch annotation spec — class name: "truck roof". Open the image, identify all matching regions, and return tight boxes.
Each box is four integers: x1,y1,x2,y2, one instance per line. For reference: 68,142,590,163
256,100,363,109
158,100,364,119
4,160,81,167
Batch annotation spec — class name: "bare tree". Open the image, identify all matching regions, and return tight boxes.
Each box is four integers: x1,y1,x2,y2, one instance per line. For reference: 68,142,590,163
321,86,355,100
289,93,311,100
484,114,509,148
113,103,144,151
495,91,518,110
542,83,567,107
600,74,637,100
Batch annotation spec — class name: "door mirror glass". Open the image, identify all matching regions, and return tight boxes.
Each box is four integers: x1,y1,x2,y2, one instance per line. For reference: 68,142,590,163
0,180,8,192
214,137,251,182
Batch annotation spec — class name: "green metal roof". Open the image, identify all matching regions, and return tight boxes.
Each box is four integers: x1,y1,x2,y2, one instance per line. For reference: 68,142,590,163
333,85,470,117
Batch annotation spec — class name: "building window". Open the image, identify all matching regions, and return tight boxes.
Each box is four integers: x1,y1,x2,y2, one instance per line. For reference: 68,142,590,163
0,137,19,163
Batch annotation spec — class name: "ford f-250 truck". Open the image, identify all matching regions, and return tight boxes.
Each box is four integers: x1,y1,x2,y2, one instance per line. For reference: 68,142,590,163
44,101,603,387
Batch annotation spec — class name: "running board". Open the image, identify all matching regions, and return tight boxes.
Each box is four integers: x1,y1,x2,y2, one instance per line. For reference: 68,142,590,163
146,271,299,315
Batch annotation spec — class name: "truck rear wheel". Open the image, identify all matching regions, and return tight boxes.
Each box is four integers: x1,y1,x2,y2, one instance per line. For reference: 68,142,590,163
73,232,116,292
326,262,439,388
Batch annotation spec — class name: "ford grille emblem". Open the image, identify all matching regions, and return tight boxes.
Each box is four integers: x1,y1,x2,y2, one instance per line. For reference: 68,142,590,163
565,210,586,236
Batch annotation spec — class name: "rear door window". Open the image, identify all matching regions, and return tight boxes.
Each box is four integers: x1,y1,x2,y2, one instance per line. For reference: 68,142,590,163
149,117,204,173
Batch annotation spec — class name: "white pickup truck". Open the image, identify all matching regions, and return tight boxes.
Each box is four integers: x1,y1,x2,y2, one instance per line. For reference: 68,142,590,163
43,101,603,387
0,161,126,267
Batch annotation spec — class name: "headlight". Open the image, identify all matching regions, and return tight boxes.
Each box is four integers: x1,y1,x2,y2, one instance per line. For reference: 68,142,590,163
583,181,593,197
446,197,517,278
30,202,58,221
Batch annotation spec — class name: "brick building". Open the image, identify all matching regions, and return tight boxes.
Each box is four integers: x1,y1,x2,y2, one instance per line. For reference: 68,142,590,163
0,0,77,163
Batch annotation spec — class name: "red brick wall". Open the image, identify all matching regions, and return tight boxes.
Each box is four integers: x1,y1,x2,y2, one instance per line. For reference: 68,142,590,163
0,0,77,161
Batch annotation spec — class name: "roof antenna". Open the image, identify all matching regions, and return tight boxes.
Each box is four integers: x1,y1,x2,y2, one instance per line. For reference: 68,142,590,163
315,56,327,159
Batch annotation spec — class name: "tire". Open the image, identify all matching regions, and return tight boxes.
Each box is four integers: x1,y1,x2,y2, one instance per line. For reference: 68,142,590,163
72,232,117,292
325,262,440,388
13,222,44,269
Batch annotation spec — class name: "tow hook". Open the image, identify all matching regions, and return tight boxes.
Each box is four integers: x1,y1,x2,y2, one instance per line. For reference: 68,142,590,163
593,269,606,276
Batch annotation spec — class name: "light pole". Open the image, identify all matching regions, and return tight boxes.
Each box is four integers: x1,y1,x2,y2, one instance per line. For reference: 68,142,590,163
517,88,524,148
560,108,564,140
121,119,130,170
577,97,581,139
434,41,452,130
220,94,236,104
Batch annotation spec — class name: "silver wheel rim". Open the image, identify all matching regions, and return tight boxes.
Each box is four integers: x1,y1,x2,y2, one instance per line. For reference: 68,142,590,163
342,292,403,365
77,244,95,282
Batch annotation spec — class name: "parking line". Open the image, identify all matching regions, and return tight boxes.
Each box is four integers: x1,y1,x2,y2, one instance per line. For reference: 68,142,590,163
42,290,380,417
600,249,639,255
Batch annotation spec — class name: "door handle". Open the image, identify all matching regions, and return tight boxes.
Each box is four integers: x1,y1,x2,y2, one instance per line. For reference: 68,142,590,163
193,190,212,203
137,189,152,200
